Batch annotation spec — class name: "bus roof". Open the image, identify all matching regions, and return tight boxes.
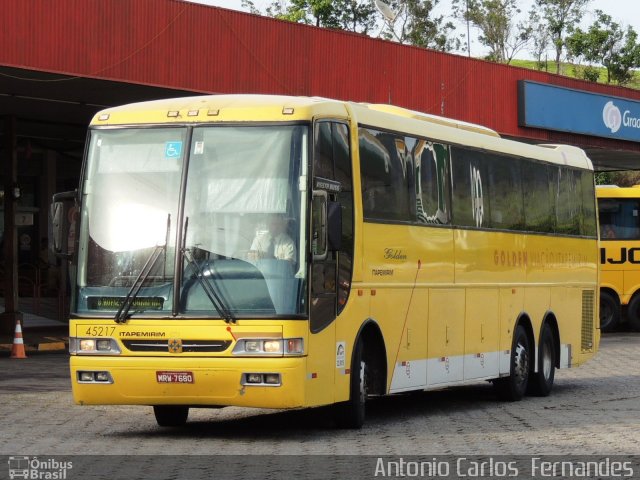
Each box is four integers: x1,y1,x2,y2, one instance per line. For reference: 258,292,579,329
596,185,640,198
91,94,593,171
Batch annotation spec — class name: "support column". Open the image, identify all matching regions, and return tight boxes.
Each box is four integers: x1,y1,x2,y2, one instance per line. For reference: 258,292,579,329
1,115,23,335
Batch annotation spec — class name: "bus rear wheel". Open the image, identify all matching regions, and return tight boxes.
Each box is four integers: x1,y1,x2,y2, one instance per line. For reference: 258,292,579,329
334,339,367,429
600,291,620,332
153,406,189,427
527,323,555,397
494,324,530,401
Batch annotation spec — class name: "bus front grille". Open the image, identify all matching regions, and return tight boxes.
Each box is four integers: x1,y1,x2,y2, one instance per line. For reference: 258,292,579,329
122,340,232,353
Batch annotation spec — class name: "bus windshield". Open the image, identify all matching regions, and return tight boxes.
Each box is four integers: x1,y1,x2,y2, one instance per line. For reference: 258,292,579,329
76,124,308,318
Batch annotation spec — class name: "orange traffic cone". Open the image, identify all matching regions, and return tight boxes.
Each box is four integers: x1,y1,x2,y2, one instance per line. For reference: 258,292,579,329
10,320,27,359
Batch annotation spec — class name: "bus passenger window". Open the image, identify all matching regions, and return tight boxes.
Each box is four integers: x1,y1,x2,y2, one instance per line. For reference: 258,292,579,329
415,141,450,225
359,129,412,222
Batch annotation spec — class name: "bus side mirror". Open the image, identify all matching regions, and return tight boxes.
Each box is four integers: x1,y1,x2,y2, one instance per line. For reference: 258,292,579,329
312,191,342,261
49,190,77,258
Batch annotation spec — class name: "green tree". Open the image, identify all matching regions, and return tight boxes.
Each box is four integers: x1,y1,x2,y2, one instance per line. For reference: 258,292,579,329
452,0,532,64
245,0,377,34
535,0,591,75
610,28,640,85
528,8,551,70
594,171,612,186
566,10,640,85
381,0,459,51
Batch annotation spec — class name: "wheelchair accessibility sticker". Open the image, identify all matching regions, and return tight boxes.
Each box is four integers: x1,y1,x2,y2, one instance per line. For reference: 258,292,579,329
165,141,183,159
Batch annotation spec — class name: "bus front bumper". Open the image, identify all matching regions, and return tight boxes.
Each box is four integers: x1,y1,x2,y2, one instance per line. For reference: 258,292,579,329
70,355,307,409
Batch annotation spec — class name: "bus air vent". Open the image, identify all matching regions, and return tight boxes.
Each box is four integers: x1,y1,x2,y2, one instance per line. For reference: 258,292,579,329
581,290,595,351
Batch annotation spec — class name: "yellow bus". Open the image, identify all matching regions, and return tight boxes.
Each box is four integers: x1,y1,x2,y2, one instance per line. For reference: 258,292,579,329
597,185,640,332
53,95,599,428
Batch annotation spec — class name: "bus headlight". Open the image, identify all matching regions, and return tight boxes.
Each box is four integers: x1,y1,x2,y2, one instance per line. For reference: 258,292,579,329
263,340,281,353
70,337,121,355
232,338,304,356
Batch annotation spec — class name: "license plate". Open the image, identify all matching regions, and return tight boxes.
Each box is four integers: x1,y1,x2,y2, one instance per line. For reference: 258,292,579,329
156,371,194,383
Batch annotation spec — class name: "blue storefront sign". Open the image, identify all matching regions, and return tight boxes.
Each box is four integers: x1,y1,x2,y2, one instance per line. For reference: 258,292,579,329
518,80,640,143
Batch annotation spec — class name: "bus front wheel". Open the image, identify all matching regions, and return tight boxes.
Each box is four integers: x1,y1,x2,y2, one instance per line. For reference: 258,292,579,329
494,324,530,401
600,291,620,332
153,406,189,427
334,339,367,429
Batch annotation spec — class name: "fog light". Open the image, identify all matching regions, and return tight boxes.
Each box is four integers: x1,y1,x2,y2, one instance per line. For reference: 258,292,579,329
79,371,95,382
264,373,280,385
246,373,262,384
95,371,111,382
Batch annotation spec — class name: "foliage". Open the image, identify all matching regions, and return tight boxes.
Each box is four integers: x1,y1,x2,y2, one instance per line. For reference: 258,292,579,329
566,10,640,85
381,0,459,51
243,0,378,34
527,8,551,70
594,171,612,185
451,0,532,64
570,63,600,82
246,0,459,51
534,0,591,75
608,171,640,187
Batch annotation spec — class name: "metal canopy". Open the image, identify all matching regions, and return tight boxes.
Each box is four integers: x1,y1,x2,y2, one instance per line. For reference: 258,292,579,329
0,66,202,159
582,147,640,172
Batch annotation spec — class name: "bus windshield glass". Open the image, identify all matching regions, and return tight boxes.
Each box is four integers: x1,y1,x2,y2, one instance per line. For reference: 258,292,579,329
180,125,307,317
75,124,308,318
598,197,640,240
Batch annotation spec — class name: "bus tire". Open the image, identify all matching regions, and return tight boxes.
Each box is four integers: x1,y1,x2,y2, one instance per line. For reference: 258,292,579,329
153,406,189,427
599,291,620,332
627,295,640,332
527,323,555,397
494,324,530,401
334,338,367,429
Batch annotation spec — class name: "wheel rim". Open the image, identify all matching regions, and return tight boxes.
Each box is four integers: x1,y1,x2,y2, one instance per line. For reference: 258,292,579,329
513,341,529,385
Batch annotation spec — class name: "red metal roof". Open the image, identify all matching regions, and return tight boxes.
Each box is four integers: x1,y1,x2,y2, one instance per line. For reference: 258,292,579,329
2,0,640,153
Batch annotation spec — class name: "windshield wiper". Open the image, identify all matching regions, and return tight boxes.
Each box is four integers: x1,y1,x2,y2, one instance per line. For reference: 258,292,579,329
183,247,235,324
114,214,170,324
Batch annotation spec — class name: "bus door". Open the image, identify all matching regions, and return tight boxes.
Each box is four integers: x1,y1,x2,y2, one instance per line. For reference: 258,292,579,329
307,120,354,405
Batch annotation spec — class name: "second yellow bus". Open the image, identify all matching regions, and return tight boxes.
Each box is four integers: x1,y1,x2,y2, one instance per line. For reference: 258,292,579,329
597,185,640,332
